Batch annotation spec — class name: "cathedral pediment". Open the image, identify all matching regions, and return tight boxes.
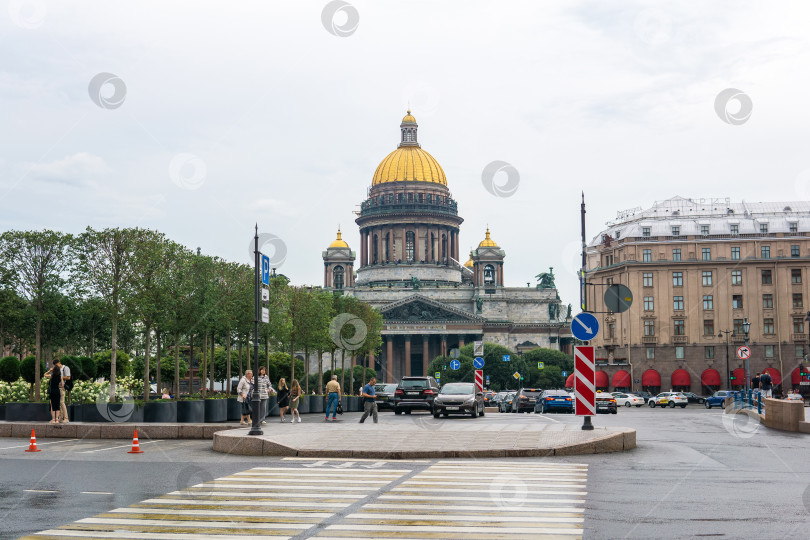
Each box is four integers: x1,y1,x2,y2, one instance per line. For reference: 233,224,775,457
379,294,484,323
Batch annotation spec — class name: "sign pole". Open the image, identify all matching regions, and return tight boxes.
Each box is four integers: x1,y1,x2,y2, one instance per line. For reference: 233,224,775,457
248,224,263,436
579,193,593,430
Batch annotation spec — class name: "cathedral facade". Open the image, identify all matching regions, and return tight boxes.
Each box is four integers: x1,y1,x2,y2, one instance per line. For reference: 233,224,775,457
321,111,571,382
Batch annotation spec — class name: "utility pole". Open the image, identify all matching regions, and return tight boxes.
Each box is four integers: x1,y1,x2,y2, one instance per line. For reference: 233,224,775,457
580,192,593,431
248,224,263,436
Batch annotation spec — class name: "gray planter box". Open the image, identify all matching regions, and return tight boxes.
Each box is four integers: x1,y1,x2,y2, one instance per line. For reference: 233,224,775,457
177,400,205,423
0,403,5,421
6,403,51,422
349,396,362,412
312,395,325,414
266,396,278,417
297,395,310,414
340,396,349,413
143,401,177,423
204,399,227,422
67,403,81,422
227,397,241,421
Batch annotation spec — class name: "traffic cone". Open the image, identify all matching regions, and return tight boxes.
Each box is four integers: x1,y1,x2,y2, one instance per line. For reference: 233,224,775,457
25,429,41,452
127,429,144,454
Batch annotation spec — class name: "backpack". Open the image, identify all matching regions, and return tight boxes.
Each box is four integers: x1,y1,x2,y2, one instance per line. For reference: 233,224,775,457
64,378,74,392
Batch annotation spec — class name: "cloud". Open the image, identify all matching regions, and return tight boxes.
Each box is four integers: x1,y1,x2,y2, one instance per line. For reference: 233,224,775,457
26,152,110,186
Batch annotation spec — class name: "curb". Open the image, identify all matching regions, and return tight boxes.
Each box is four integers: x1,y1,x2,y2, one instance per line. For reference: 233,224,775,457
0,422,233,440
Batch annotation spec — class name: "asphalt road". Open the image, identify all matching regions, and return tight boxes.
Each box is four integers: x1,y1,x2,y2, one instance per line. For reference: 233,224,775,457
2,405,810,539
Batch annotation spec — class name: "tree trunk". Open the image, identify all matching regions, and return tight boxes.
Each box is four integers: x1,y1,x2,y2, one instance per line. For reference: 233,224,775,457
200,333,207,398
210,330,215,393
110,314,118,403
155,330,161,394
265,339,270,377
226,333,232,395
238,338,243,376
174,332,180,398
188,334,194,395
340,349,346,393
317,349,323,394
90,325,96,358
304,346,309,395
290,340,295,381
143,325,151,402
35,315,41,401
361,353,366,391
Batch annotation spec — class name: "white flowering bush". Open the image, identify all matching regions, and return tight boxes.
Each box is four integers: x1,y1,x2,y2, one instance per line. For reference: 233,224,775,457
0,374,145,404
90,375,145,404
0,378,33,403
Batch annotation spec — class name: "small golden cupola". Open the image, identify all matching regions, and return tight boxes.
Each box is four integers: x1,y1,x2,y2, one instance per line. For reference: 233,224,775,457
478,227,499,248
328,227,349,249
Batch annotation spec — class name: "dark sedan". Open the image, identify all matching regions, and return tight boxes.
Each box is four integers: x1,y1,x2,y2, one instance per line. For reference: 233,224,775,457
374,383,398,411
595,394,618,414
433,382,485,418
681,392,706,404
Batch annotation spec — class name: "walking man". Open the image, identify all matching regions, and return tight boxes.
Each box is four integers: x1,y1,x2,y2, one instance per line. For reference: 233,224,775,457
359,377,378,424
325,375,341,421
760,370,773,398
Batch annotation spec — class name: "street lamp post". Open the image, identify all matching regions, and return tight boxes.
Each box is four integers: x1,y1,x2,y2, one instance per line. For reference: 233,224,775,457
718,330,735,390
743,317,751,397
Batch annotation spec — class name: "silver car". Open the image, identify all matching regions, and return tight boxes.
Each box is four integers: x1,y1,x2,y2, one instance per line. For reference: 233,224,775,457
433,382,485,418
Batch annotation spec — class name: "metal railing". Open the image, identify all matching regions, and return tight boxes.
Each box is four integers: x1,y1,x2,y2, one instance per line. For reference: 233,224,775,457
730,390,766,415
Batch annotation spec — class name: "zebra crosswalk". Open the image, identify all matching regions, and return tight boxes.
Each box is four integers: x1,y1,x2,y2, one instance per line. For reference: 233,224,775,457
25,459,587,539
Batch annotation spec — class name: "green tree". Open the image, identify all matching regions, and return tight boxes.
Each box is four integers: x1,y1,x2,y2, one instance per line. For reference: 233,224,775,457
521,348,573,388
93,350,131,379
0,355,21,383
20,355,46,399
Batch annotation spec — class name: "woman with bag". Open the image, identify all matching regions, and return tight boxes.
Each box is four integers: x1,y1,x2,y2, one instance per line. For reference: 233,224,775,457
289,379,302,423
258,367,272,425
237,369,253,425
45,365,61,424
277,378,290,423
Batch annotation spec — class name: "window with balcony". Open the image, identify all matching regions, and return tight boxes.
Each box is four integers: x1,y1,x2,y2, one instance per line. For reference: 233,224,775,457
701,225,710,236
643,249,652,262
793,318,805,334
642,226,650,238
764,318,774,334
763,294,773,309
673,296,684,311
675,346,685,359
644,320,655,336
731,247,740,260
792,245,800,257
760,223,769,234
671,226,680,237
761,246,770,259
765,345,775,358
673,319,685,335
702,247,711,261
703,295,713,310
673,272,683,287
733,319,745,334
702,271,713,286
705,346,715,359
704,320,714,336
643,272,653,287
646,347,655,359
672,248,681,261
644,296,654,311
731,270,742,285
730,224,739,235
762,269,772,285
793,293,803,309
732,295,743,309
792,269,802,284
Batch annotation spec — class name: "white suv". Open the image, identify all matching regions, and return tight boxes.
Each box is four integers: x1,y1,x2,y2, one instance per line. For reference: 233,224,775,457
648,392,688,408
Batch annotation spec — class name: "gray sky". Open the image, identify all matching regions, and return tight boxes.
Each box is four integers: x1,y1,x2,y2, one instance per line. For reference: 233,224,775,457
2,0,810,308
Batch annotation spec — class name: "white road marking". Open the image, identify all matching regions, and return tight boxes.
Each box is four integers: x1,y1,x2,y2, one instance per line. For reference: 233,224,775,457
0,438,79,451
77,440,164,453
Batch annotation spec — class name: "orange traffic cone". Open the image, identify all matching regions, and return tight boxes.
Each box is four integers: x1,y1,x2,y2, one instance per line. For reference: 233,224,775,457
127,429,144,454
25,429,41,452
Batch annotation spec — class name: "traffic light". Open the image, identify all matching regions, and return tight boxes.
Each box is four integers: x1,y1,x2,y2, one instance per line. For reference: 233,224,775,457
729,373,737,380
801,369,809,377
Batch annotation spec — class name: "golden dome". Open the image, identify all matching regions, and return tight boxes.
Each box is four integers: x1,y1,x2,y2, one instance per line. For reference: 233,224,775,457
328,228,349,249
464,250,474,268
402,110,416,124
478,227,499,248
372,146,447,186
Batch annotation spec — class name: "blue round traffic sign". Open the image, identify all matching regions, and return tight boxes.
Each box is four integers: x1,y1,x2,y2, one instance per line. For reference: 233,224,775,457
473,357,485,369
450,359,460,370
571,312,599,341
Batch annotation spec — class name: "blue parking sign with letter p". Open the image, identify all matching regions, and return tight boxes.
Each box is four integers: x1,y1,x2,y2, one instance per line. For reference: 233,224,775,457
261,254,270,285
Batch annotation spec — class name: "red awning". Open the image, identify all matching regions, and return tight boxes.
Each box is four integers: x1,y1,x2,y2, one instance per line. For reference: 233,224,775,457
642,369,661,387
612,370,631,388
595,371,609,388
732,368,746,386
565,374,575,388
671,369,691,387
763,367,781,385
701,369,721,387
791,367,801,385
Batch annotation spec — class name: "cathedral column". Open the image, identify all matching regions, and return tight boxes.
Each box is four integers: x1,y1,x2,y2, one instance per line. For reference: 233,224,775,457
458,335,465,349
401,226,407,261
500,262,504,286
422,336,429,377
441,334,447,358
404,335,412,377
360,230,366,266
324,264,328,287
386,336,393,382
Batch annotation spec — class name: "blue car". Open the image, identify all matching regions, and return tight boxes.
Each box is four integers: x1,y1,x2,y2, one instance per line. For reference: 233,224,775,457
704,390,732,409
535,389,574,413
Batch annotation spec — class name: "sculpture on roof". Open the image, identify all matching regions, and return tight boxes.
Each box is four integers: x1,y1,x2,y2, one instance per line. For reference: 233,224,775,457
475,297,483,313
535,267,556,289
410,276,421,290
566,304,572,320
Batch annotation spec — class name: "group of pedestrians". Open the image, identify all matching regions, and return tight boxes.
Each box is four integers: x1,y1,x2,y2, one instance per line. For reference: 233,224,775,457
323,374,379,423
44,358,71,424
236,368,304,425
751,371,774,398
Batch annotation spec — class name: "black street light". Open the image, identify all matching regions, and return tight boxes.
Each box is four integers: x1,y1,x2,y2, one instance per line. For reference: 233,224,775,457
718,330,735,390
743,317,751,395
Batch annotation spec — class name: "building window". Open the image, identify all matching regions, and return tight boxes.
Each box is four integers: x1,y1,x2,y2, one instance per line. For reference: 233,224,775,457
792,245,800,257
731,247,740,260
701,225,710,236
673,319,685,335
405,231,415,262
644,296,654,311
673,272,683,287
730,224,739,236
763,294,773,309
765,345,775,358
671,226,680,237
705,346,715,359
794,317,805,334
606,277,614,286
731,270,742,285
673,296,684,311
646,347,655,359
643,272,653,287
733,318,745,335
675,346,685,359
790,222,798,233
615,231,621,239
704,320,714,336
608,323,616,339
796,345,805,358
763,318,774,334
332,266,344,290
793,293,803,309
760,223,769,234
644,320,655,336
483,264,495,285
703,295,713,310
792,269,802,284
702,271,713,286
762,269,772,285
643,249,652,262
732,295,743,309
672,248,681,261
701,247,711,261
761,246,770,259
642,226,651,238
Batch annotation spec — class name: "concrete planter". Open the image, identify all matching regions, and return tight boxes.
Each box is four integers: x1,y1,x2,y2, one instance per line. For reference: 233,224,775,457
82,402,143,423
297,395,310,414
0,403,5,420
310,395,324,414
227,397,242,421
143,401,177,423
6,403,51,422
204,399,228,423
67,403,82,422
266,396,278,417
348,396,362,412
177,400,205,423
340,396,349,412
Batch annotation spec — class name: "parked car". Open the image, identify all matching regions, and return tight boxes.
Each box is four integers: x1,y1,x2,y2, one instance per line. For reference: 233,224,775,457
595,393,618,414
682,392,706,404
498,392,516,412
513,388,544,413
535,389,573,413
704,390,733,409
393,376,441,414
648,392,688,408
433,382,485,418
613,393,644,407
635,391,653,403
374,383,399,411
491,391,510,405
483,391,497,406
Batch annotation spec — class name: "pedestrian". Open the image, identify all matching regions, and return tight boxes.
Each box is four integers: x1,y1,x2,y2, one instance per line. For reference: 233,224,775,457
161,388,171,399
45,364,61,424
751,372,761,396
258,367,271,425
237,369,253,425
325,374,341,421
277,378,290,423
359,376,378,424
289,379,302,423
58,358,70,423
760,370,773,398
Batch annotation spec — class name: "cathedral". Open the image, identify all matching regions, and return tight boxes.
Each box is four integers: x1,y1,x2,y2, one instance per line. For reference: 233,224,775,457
320,111,572,382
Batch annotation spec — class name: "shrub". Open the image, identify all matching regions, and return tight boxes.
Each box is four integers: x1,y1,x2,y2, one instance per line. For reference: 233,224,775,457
93,350,131,380
20,355,45,386
80,356,97,380
0,356,21,384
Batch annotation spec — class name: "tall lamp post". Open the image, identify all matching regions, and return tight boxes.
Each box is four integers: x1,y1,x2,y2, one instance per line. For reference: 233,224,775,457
743,317,751,396
718,330,735,390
